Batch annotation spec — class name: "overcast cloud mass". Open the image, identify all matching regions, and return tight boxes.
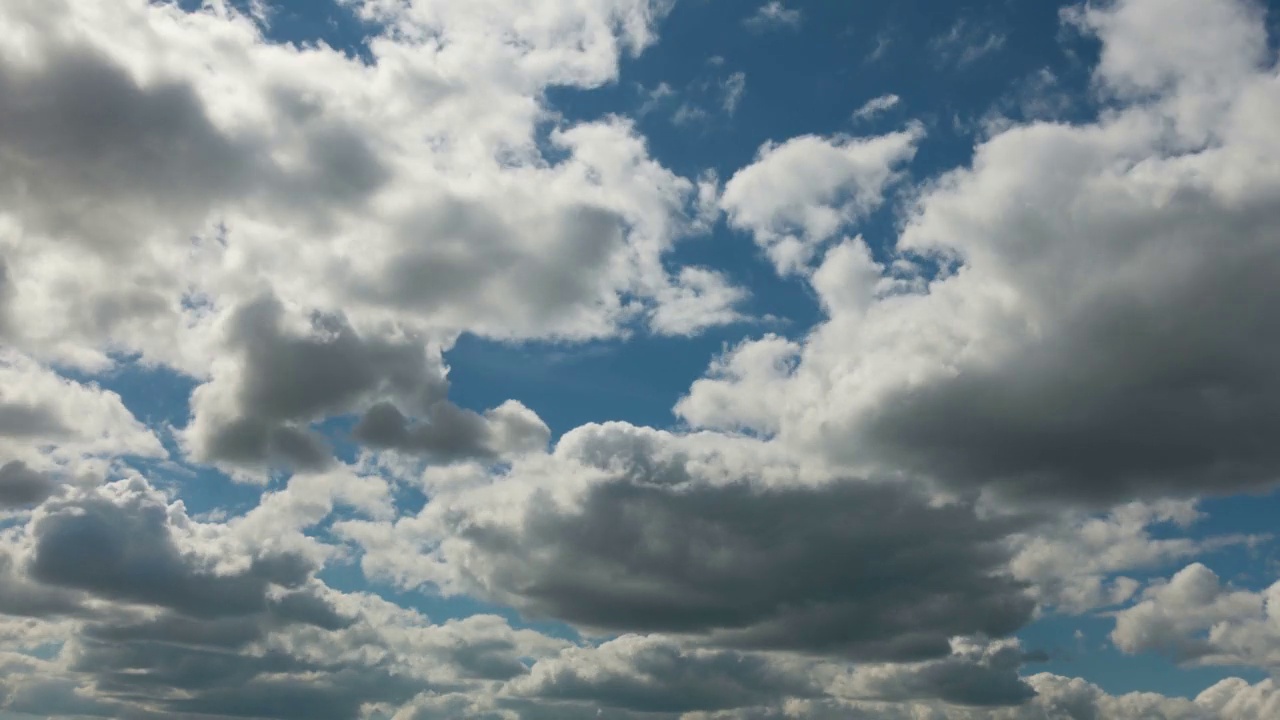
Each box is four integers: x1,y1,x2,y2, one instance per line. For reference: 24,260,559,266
1,0,1280,717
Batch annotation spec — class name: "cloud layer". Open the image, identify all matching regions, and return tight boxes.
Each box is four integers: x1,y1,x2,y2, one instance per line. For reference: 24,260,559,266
0,0,1278,717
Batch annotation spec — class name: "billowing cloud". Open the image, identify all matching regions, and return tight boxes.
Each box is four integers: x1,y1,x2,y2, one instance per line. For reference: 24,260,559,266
509,635,821,713
0,0,743,379
1112,562,1280,669
342,423,1034,662
720,127,922,274
684,0,1280,504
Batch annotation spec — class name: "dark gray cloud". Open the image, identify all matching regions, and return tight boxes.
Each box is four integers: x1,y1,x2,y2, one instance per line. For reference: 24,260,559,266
843,641,1039,708
188,293,548,471
0,476,570,720
0,460,57,507
420,428,1034,663
29,481,314,619
858,161,1280,505
186,293,445,471
354,399,549,462
0,549,83,618
512,636,820,714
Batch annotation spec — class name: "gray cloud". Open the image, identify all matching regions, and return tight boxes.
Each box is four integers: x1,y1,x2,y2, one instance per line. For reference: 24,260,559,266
859,216,1280,503
358,200,628,333
0,460,56,507
353,399,549,462
29,482,314,619
0,475,575,719
0,43,255,253
185,293,444,471
0,402,68,438
187,293,549,472
839,640,1039,708
511,636,821,713
402,426,1034,663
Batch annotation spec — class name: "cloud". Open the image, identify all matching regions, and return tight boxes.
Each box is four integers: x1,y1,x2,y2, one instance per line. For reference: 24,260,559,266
0,350,164,476
182,293,550,477
509,635,821,713
1112,562,1280,669
852,94,901,123
743,2,803,33
931,19,1006,67
353,399,550,462
0,461,56,508
720,126,923,274
0,0,742,381
343,423,1034,663
1,0,1279,716
722,71,747,115
0,471,575,719
1009,499,1264,613
682,0,1280,504
830,638,1038,708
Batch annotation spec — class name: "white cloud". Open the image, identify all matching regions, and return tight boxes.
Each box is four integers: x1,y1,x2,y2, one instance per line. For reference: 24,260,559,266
852,94,901,122
0,350,164,477
743,2,803,33
1009,499,1268,613
722,71,747,115
1112,563,1280,669
719,126,923,274
0,0,743,381
1,0,1279,716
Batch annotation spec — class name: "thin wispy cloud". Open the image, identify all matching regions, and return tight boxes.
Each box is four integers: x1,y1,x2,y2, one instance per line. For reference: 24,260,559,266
722,71,747,115
932,18,1007,66
852,93,901,122
743,1,803,32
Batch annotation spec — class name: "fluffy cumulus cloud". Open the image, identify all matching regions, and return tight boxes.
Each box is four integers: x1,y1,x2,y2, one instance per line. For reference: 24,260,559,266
340,423,1035,663
2,0,1280,717
682,0,1280,504
0,0,741,371
720,126,922,274
1111,562,1280,670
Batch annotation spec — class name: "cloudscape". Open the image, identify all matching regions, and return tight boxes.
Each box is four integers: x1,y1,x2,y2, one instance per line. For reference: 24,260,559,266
2,0,1280,717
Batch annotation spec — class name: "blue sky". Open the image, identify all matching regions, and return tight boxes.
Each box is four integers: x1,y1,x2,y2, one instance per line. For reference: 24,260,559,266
2,0,1280,718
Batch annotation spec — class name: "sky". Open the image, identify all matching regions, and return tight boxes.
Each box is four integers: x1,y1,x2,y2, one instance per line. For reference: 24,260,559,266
1,0,1280,718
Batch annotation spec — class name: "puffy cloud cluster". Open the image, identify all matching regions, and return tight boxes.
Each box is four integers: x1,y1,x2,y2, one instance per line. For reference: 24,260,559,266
0,0,742,477
1,0,1279,716
720,126,922,274
341,423,1034,663
1112,562,1280,670
681,0,1280,505
1009,500,1265,614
